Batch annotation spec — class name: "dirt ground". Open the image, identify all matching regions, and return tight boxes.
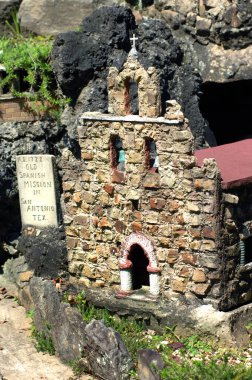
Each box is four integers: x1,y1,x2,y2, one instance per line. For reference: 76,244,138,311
0,282,94,380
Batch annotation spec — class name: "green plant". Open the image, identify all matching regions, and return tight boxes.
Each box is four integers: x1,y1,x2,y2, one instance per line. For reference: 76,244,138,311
27,309,35,319
28,309,55,355
245,322,252,331
0,34,69,117
68,359,86,376
65,292,252,378
5,10,21,37
181,334,212,357
160,358,252,380
31,326,55,355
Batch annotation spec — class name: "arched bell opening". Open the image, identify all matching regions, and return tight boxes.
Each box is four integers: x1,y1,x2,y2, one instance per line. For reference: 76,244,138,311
128,243,150,290
124,77,139,115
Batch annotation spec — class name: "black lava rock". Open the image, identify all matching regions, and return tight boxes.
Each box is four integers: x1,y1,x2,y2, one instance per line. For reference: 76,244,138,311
52,5,206,147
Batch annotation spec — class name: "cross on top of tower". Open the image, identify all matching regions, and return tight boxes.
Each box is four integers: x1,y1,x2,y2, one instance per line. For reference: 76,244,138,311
130,34,138,50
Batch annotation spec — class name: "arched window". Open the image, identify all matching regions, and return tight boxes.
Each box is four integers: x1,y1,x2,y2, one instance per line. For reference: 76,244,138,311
110,135,125,172
145,137,159,172
124,78,139,115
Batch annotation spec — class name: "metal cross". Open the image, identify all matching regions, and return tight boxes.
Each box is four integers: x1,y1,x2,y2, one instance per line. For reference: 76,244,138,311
130,34,138,50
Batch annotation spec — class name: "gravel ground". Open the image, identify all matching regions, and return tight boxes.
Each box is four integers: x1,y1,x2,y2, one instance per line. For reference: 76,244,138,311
0,284,95,380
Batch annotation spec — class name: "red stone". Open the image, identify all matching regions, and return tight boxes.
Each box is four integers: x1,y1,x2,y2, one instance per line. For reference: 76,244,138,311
176,214,185,225
202,226,216,239
133,211,143,221
115,220,126,233
93,205,103,216
132,221,142,232
172,227,186,237
104,184,114,195
82,242,90,250
190,228,201,238
98,217,112,229
167,249,179,264
73,215,89,225
150,197,166,210
111,169,125,183
168,200,180,213
182,252,197,266
81,152,94,160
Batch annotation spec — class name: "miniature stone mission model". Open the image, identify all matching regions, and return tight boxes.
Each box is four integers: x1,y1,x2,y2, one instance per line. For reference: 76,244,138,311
59,35,252,311
17,35,252,313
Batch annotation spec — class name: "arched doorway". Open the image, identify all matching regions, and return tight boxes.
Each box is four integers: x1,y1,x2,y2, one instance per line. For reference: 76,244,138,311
245,236,252,264
118,232,160,297
128,244,150,290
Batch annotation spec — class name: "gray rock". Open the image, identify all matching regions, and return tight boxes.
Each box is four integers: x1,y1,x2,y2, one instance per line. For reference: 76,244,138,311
18,0,115,35
0,0,21,23
83,319,132,380
3,256,29,285
29,277,61,333
52,303,87,362
138,349,164,380
29,277,87,362
196,16,211,36
195,43,252,83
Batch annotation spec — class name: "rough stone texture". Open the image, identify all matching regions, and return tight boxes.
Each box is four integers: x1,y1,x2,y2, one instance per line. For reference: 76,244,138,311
30,277,87,362
17,227,68,278
138,349,164,380
0,0,21,33
18,0,115,35
79,286,252,348
108,56,161,117
29,277,132,377
83,319,132,380
220,184,252,311
52,303,87,362
194,43,252,83
51,6,135,105
1,0,250,87
51,6,206,147
152,0,252,84
2,255,30,289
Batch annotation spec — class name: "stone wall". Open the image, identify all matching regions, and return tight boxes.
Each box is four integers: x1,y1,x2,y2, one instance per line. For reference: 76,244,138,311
220,185,252,310
61,104,223,305
0,97,47,122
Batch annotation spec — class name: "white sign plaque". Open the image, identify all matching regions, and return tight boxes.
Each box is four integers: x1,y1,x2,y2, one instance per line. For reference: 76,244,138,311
16,155,58,227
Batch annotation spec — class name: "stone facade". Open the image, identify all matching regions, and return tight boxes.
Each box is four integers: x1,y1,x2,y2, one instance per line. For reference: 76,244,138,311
61,50,226,306
62,108,224,303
